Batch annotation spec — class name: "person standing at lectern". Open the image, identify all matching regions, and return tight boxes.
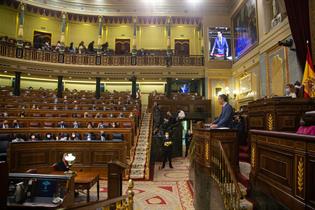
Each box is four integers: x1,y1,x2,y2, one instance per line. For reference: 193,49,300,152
210,94,233,128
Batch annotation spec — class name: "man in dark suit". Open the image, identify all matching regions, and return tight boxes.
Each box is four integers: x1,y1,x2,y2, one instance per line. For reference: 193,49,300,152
210,31,229,58
210,94,233,128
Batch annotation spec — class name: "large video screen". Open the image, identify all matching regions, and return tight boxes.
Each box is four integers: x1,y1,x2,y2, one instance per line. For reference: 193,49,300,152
209,27,232,61
232,0,258,60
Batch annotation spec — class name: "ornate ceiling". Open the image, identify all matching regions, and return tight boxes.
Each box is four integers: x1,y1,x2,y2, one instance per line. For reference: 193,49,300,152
20,0,233,16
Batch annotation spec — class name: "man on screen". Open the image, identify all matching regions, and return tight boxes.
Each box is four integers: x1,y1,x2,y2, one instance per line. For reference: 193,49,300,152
210,94,233,128
210,31,229,59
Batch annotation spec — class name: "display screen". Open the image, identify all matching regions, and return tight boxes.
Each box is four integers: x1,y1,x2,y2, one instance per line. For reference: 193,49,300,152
179,83,190,93
36,179,57,197
209,27,232,61
232,0,258,60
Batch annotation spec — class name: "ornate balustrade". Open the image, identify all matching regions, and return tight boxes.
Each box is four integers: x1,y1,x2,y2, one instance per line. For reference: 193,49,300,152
0,42,204,66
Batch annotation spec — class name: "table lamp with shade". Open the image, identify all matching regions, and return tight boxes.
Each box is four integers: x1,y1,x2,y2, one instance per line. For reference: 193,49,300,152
64,153,76,174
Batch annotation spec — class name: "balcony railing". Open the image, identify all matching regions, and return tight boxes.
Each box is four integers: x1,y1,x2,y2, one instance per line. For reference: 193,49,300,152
0,42,204,67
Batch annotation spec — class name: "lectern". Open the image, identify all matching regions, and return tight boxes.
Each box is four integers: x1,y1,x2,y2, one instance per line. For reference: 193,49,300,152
107,161,128,199
190,128,238,210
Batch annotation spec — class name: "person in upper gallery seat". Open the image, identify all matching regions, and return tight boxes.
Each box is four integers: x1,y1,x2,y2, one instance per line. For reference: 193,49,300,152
210,94,234,129
78,41,86,54
68,42,76,54
87,41,95,53
55,41,62,51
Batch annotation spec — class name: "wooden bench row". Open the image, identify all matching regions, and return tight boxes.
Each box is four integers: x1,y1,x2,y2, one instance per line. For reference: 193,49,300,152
0,102,138,111
0,128,134,158
7,140,129,177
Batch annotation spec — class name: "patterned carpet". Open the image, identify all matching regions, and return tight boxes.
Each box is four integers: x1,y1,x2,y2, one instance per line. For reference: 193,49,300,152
130,112,152,180
81,157,194,210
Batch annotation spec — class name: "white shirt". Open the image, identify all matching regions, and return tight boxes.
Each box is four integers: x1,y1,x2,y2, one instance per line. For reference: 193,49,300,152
223,102,227,107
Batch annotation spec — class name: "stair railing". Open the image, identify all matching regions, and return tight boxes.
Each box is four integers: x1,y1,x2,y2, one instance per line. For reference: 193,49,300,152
210,139,243,210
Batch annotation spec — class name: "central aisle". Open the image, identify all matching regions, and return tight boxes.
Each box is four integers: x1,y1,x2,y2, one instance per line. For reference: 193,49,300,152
132,157,194,210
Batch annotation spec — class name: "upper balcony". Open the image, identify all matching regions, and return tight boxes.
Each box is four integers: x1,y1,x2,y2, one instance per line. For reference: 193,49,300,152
0,42,204,67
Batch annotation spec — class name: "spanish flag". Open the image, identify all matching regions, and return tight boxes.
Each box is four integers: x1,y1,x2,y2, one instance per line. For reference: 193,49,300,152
302,46,315,98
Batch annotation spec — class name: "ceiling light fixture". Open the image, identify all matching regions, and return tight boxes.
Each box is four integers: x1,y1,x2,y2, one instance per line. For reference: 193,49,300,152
187,0,202,5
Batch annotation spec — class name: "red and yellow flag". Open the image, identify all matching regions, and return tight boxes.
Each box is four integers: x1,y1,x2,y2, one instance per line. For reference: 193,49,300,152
302,46,315,98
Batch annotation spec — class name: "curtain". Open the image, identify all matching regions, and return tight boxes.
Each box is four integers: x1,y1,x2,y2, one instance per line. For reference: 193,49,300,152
284,0,312,69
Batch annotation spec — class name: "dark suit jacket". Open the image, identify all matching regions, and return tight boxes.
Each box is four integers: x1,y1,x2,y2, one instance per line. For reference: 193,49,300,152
213,103,233,128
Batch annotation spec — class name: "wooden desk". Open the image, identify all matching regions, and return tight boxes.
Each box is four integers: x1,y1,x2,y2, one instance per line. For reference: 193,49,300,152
75,172,99,202
247,97,315,131
250,129,315,210
51,171,100,202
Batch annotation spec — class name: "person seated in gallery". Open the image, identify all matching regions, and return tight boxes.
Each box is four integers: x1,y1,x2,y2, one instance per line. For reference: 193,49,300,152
12,120,21,128
87,122,93,129
1,120,9,129
101,42,109,53
44,133,53,140
12,134,24,142
69,133,80,140
95,112,101,118
58,121,67,128
42,41,51,51
87,41,95,53
31,104,39,110
19,110,25,118
59,133,68,141
118,112,125,118
73,121,79,128
285,84,297,98
78,41,86,54
52,153,69,171
100,131,107,141
30,134,39,141
55,41,62,51
84,133,95,141
110,122,117,128
68,42,76,54
210,94,234,129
